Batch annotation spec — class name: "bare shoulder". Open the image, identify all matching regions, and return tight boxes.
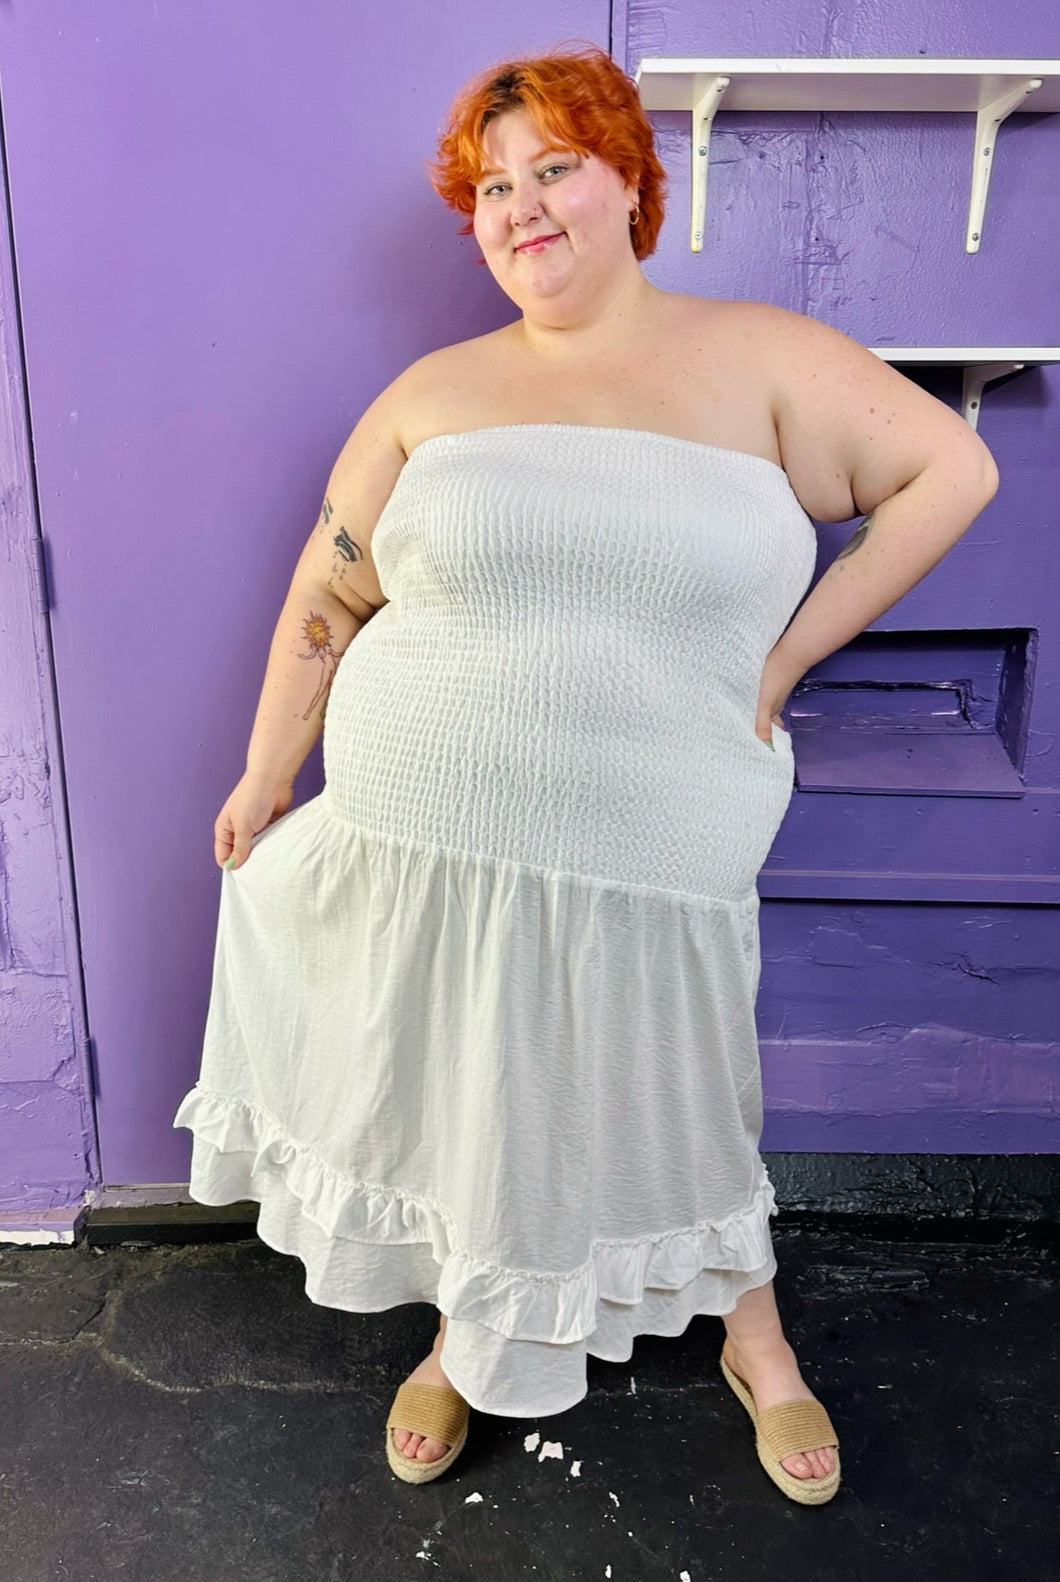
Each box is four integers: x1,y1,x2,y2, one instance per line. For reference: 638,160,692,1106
293,335,506,616
292,368,414,618
658,291,752,347
741,301,999,522
319,332,488,510
388,329,512,453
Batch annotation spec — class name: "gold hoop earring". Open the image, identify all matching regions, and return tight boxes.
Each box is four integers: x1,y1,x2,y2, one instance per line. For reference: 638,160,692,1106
629,206,640,226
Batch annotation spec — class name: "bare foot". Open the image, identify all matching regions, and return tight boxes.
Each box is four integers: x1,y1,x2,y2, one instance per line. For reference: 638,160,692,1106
721,1334,837,1481
391,1315,457,1463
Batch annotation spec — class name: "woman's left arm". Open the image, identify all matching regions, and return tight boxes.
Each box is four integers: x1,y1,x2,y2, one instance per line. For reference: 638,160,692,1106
757,306,1000,717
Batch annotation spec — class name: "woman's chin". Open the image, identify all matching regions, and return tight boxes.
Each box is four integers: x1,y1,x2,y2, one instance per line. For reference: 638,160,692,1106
505,266,576,302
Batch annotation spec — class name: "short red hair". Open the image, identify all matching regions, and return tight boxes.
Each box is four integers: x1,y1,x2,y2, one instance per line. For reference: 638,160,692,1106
427,41,668,262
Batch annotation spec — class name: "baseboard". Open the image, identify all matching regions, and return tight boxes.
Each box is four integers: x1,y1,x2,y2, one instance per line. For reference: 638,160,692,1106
4,1153,1056,1248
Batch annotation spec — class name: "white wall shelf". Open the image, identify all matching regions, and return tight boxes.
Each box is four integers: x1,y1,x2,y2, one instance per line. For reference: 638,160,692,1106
870,347,1060,428
634,57,1060,254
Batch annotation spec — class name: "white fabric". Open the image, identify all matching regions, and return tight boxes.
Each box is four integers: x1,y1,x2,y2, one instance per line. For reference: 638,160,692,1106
173,424,817,1418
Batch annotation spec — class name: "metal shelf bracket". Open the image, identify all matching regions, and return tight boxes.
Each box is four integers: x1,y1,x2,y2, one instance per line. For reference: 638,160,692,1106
691,75,730,253
961,361,1024,429
637,58,1060,255
967,78,1042,252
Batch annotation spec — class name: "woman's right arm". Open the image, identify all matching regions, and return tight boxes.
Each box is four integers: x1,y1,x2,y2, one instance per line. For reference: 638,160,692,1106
215,382,409,870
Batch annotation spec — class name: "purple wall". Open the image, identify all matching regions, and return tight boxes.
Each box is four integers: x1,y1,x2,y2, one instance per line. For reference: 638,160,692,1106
0,0,1057,1221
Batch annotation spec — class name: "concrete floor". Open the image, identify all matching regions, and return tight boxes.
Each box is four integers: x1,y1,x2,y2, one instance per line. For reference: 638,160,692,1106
1,1219,1054,1581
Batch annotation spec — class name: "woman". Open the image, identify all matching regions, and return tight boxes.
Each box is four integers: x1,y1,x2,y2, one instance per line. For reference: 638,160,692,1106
172,43,998,1501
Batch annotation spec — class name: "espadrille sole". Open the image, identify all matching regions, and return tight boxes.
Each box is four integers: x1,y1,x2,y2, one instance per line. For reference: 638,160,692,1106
385,1379,471,1484
719,1344,841,1505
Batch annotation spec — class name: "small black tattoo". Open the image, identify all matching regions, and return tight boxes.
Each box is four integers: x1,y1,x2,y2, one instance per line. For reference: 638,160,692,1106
332,527,361,564
835,510,876,561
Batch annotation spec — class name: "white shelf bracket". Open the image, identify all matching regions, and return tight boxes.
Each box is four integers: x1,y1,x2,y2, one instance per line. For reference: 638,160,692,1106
961,360,1024,429
967,78,1042,252
691,75,730,253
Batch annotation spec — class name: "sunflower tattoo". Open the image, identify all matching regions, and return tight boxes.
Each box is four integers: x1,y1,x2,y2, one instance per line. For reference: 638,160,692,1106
298,610,341,722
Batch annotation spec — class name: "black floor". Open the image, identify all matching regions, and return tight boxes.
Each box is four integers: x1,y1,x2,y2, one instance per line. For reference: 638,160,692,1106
1,1219,1055,1581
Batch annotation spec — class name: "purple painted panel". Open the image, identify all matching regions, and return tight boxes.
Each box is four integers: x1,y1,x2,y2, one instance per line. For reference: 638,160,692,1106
791,730,1022,798
0,123,94,1213
756,900,1060,1151
0,0,606,1194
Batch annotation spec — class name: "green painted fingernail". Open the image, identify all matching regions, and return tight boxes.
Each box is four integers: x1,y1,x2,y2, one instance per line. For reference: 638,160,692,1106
224,856,235,869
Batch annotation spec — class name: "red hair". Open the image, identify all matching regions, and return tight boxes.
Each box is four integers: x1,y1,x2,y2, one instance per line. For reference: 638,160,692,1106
426,41,668,262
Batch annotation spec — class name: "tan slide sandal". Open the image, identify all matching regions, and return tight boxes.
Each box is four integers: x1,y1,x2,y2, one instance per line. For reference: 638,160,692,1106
719,1344,841,1505
385,1380,470,1484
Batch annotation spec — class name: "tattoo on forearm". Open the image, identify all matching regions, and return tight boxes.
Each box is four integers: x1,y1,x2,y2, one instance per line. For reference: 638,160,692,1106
297,610,342,722
835,509,876,561
313,491,367,607
313,495,336,541
332,527,359,563
327,526,363,592
313,488,365,592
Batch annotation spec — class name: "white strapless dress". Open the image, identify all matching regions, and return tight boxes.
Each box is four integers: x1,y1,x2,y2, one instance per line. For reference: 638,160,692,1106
173,424,817,1417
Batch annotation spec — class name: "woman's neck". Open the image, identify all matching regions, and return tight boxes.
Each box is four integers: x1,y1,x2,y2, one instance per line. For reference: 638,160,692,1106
513,275,667,363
